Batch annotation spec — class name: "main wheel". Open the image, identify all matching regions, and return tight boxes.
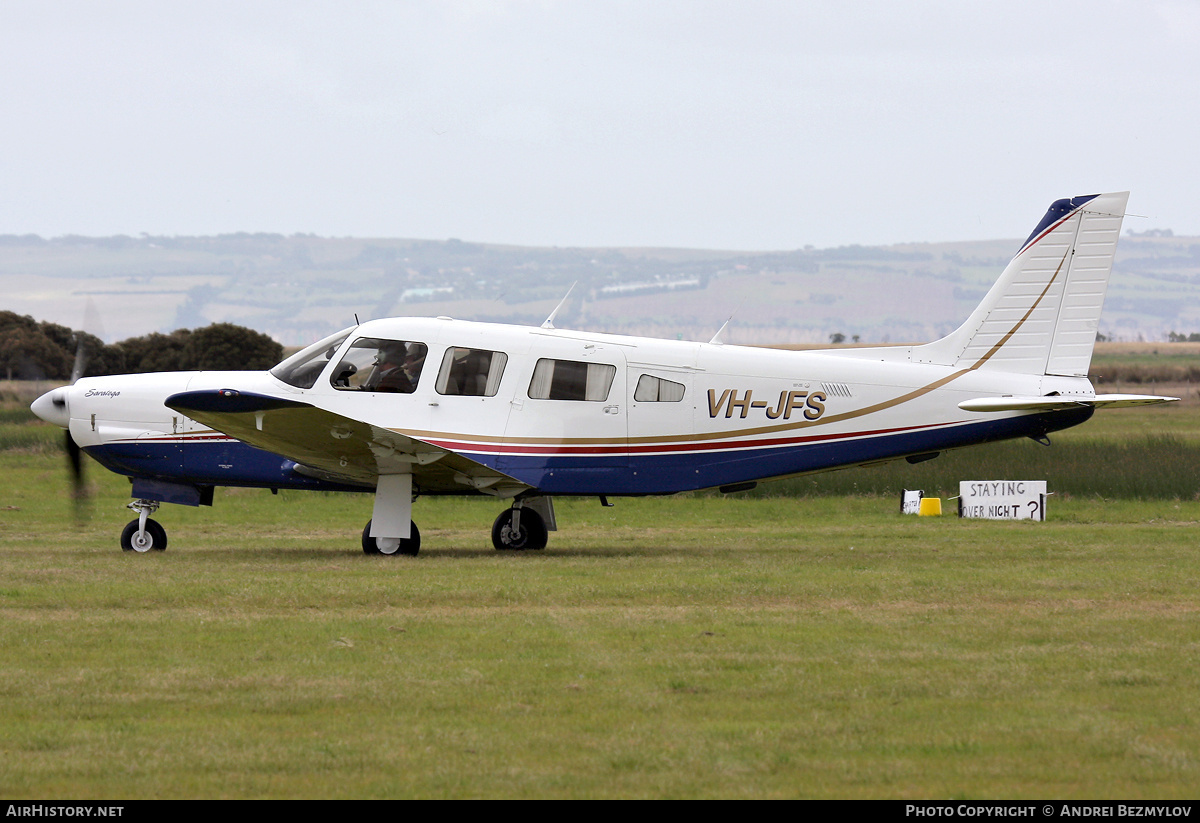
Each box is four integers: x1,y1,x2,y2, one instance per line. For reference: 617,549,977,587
361,519,420,556
120,518,167,553
491,508,548,551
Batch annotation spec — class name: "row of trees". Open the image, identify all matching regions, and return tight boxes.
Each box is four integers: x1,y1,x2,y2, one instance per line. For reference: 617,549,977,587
0,311,283,381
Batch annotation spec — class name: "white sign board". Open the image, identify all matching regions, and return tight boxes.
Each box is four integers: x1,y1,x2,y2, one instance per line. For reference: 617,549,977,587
958,481,1047,521
900,489,924,515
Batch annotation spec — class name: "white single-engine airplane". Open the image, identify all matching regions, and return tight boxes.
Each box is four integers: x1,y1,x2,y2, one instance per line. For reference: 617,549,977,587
32,192,1177,554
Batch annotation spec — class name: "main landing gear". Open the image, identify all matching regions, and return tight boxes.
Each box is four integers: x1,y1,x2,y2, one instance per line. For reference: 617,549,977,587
362,505,548,555
121,499,167,552
492,505,548,551
361,519,421,556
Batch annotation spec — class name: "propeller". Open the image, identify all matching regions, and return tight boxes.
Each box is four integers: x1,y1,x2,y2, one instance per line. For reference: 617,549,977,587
64,332,91,520
30,305,103,522
66,429,87,513
70,336,87,383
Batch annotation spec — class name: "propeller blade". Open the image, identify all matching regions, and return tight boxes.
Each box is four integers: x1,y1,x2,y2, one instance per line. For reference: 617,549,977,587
70,334,89,384
65,429,89,521
72,296,104,384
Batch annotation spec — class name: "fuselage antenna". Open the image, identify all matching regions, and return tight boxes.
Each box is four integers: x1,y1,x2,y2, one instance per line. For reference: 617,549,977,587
709,299,745,345
541,282,578,329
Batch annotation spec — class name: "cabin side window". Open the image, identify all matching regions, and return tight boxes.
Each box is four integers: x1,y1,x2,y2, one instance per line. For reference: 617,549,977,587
528,359,616,401
330,337,428,393
634,374,686,402
436,347,508,397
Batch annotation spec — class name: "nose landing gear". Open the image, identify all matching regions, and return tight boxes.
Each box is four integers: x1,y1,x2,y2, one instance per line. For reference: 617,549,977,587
121,500,167,552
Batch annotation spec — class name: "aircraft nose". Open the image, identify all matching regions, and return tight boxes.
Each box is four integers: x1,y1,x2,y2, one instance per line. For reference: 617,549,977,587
31,387,72,428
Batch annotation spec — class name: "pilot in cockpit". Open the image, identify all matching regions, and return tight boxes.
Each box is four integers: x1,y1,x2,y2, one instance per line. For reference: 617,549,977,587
366,341,414,393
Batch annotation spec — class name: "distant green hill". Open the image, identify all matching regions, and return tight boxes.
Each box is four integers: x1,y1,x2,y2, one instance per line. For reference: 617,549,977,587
1,231,1197,346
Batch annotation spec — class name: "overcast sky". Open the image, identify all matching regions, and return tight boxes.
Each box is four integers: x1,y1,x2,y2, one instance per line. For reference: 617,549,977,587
2,0,1198,250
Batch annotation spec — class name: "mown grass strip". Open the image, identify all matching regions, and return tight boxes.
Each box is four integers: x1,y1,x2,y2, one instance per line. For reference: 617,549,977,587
2,448,1200,798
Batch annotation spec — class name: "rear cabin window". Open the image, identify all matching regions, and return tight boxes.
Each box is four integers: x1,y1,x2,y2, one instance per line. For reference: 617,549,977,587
634,374,686,402
528,359,616,401
330,337,428,393
436,347,508,396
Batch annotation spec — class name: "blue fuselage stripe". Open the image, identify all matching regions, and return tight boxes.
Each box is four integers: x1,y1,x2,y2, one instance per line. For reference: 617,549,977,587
85,406,1091,497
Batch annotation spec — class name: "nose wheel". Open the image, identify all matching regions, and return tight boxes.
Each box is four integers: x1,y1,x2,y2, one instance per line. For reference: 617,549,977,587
120,516,167,552
120,499,167,552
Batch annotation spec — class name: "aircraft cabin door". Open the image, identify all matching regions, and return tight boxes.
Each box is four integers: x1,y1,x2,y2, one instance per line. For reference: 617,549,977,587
499,341,629,494
626,366,696,494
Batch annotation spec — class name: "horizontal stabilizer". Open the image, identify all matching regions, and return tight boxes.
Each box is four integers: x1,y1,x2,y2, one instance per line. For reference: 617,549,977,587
959,394,1179,413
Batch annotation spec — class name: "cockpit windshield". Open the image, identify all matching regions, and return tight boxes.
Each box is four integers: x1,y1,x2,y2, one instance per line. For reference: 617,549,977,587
269,329,353,389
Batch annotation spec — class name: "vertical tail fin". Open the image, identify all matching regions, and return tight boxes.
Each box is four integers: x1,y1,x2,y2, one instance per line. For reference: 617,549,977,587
916,191,1129,376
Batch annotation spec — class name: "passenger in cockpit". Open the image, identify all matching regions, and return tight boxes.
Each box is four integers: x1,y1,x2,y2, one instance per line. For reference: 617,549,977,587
402,344,427,383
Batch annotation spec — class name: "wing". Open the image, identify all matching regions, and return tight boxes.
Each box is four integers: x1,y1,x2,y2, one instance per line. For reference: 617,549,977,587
959,394,1179,412
166,389,531,497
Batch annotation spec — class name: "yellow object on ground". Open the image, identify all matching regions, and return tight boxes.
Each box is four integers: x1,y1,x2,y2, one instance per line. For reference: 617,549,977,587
918,497,942,516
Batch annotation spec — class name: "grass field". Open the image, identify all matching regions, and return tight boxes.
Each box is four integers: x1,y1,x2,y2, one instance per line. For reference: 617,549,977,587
2,371,1199,798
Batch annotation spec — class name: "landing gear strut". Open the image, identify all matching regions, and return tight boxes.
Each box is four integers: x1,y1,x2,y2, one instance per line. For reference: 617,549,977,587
492,505,548,551
121,499,167,552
